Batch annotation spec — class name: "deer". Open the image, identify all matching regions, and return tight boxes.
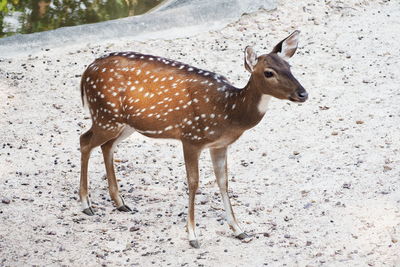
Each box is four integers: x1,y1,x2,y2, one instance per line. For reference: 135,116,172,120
79,30,308,248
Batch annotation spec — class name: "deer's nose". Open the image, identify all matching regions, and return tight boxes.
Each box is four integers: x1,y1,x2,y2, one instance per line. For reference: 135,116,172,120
296,89,308,101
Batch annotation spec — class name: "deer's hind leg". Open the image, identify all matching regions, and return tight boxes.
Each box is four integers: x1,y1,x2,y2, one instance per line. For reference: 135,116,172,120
101,126,135,211
182,142,202,248
79,126,130,215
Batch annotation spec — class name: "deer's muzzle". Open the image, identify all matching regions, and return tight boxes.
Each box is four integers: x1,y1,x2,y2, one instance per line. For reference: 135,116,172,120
289,87,308,102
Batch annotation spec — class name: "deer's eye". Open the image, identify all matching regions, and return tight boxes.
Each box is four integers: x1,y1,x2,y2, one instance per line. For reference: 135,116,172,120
264,71,274,78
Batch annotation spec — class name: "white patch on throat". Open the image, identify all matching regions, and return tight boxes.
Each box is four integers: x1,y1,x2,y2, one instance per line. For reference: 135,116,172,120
257,95,272,114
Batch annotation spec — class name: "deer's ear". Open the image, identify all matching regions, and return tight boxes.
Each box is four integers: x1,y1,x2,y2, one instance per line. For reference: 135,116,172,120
244,46,258,73
271,30,300,60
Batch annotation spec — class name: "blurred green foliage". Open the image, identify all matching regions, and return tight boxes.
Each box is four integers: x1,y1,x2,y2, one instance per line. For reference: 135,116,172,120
0,0,163,37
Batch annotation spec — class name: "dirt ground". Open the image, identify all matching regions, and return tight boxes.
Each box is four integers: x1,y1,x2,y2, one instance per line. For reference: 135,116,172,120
0,0,399,266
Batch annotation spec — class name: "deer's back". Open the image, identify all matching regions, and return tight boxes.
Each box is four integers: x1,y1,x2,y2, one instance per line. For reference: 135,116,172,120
82,52,241,145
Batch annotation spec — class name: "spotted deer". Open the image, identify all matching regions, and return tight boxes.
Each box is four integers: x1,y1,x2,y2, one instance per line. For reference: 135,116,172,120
79,31,308,248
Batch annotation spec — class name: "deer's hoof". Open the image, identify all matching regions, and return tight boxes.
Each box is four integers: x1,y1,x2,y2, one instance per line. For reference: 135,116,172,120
82,207,95,216
236,232,250,240
117,204,132,212
189,240,200,248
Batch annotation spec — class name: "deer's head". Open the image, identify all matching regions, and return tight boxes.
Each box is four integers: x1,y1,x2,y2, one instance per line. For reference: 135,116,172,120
244,30,308,103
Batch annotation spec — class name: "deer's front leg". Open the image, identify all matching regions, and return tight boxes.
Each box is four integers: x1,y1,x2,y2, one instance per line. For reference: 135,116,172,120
210,147,249,239
182,142,202,248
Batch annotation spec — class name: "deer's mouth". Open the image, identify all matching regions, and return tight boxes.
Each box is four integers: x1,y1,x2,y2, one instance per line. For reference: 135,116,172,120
289,96,307,103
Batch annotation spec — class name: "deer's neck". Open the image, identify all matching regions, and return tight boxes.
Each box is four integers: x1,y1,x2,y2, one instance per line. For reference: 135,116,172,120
226,76,271,130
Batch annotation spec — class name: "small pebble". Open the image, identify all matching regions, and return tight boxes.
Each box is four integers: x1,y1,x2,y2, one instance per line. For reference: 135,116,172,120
342,183,351,189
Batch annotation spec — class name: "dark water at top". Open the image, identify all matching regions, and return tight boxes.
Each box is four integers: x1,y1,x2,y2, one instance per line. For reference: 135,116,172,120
0,0,165,38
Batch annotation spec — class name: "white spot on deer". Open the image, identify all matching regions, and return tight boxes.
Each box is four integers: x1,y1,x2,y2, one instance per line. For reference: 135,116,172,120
210,114,215,119
165,126,173,131
130,86,136,91
154,77,159,82
257,95,272,114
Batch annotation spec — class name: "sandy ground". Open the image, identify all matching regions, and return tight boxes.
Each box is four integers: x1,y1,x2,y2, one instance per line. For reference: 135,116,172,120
1,0,400,266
